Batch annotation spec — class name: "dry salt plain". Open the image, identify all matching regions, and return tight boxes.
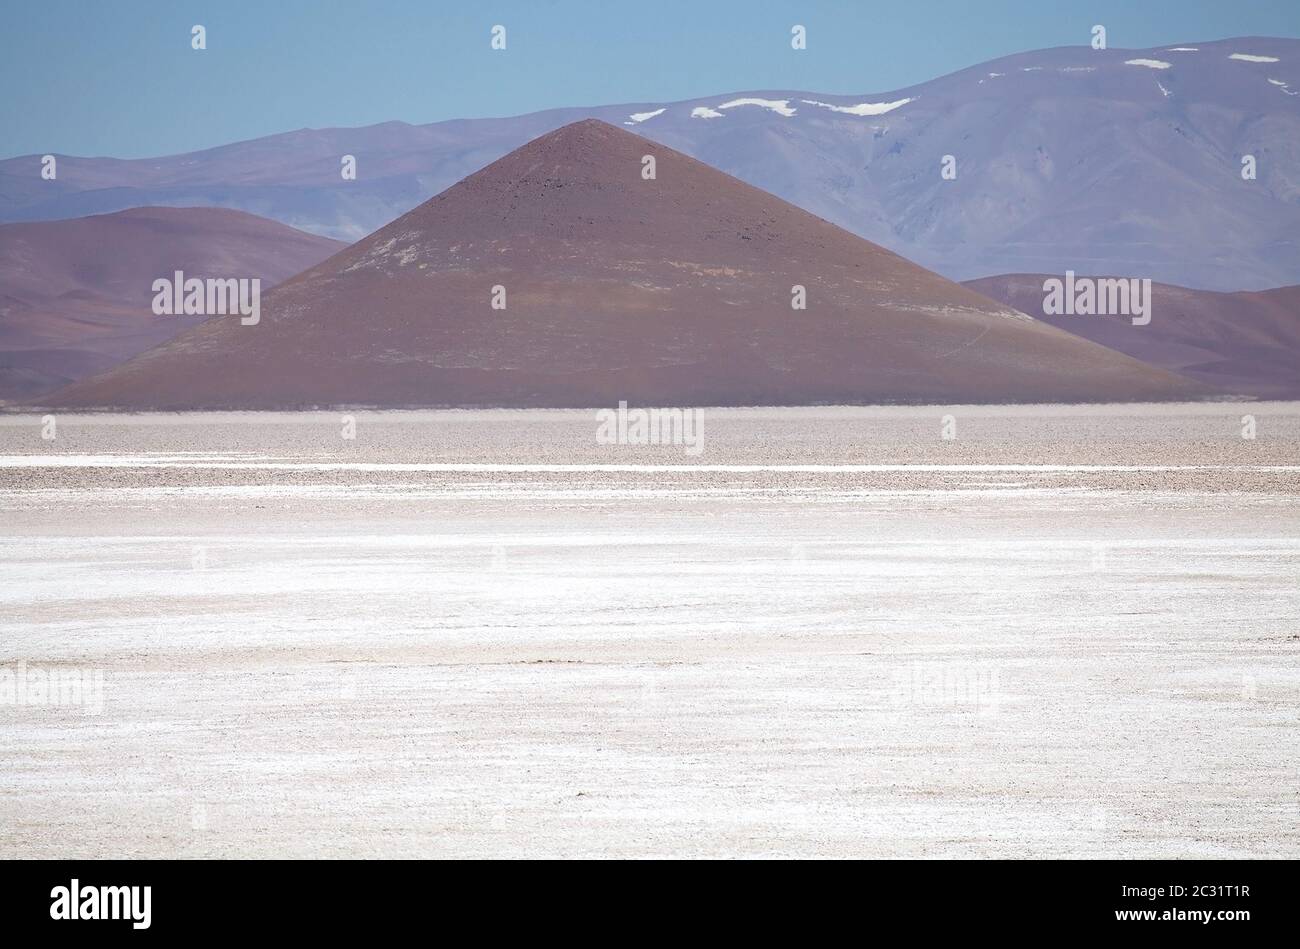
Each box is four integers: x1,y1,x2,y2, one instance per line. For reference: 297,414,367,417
1,403,1297,859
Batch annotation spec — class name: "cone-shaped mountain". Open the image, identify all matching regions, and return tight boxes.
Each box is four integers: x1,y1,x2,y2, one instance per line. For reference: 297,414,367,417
46,119,1207,408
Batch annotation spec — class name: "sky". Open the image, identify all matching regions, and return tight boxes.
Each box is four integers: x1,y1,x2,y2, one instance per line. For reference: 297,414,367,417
2,0,1298,160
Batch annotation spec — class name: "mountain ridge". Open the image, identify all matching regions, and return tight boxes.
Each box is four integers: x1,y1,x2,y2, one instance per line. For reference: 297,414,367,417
3,37,1296,291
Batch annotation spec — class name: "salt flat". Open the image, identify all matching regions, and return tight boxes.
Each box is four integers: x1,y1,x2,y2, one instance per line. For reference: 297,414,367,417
1,404,1297,858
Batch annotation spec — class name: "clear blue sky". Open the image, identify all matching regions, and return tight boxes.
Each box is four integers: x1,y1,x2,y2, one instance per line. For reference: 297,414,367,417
3,0,1298,160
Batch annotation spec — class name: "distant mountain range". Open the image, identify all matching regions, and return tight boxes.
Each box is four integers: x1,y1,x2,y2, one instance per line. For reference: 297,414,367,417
0,208,343,401
41,121,1207,410
2,37,1296,291
964,275,1300,399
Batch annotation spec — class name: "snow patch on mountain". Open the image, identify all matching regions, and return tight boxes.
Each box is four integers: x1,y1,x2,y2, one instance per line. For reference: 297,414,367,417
1126,59,1172,70
1230,53,1280,63
717,98,796,116
800,97,914,116
690,106,724,119
625,109,666,125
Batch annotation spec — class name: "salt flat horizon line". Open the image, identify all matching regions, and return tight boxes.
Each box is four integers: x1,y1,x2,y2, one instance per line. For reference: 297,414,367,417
7,534,1300,548
5,402,1298,424
5,457,1300,474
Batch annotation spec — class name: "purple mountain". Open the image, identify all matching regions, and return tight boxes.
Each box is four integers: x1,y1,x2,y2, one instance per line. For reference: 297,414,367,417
1,37,1297,291
0,208,344,402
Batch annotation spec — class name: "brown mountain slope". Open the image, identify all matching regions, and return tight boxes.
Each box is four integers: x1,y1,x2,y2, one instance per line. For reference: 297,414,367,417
964,274,1300,400
0,207,344,402
44,121,1209,410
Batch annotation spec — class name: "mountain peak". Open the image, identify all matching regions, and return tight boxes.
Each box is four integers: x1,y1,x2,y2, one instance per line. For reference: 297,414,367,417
493,117,628,157
384,113,754,243
464,116,660,179
548,117,625,136
500,116,651,166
